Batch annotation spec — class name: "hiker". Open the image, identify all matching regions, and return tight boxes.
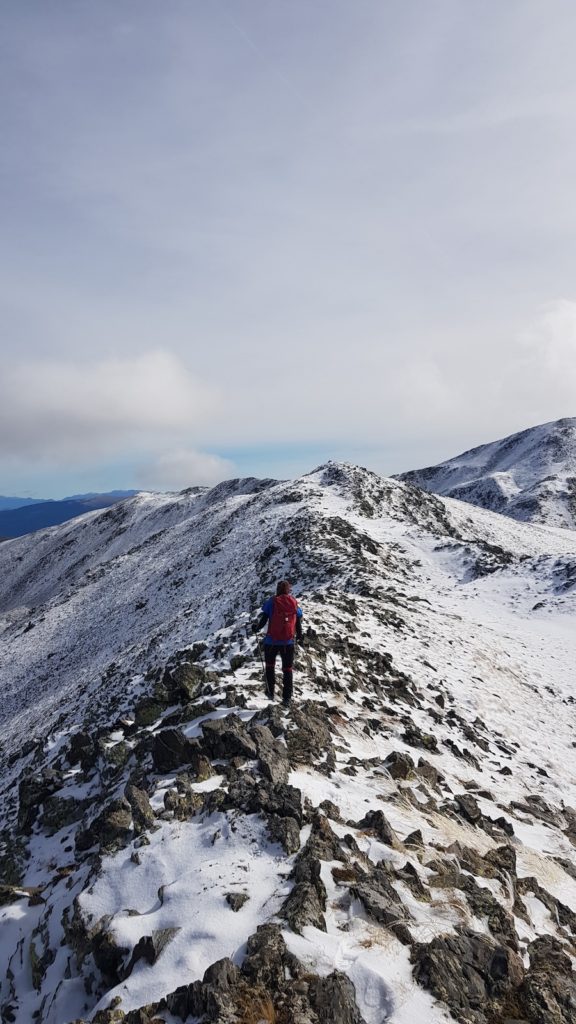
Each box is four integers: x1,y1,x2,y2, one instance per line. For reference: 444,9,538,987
253,580,303,707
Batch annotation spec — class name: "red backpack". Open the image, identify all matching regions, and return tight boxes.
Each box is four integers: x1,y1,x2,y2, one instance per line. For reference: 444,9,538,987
268,594,299,642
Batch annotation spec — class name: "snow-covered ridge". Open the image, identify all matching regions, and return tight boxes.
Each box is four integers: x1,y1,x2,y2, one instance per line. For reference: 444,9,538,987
1,460,576,1024
397,416,576,530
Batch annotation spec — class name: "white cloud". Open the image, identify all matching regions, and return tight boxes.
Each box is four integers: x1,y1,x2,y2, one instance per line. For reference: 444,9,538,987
135,449,233,490
0,351,218,460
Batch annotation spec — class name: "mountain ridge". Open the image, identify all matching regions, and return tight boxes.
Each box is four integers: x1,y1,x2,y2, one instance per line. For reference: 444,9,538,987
1,461,576,1024
397,417,576,529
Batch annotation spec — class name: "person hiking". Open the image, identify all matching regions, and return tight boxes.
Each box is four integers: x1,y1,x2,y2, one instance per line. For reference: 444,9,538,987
253,580,303,707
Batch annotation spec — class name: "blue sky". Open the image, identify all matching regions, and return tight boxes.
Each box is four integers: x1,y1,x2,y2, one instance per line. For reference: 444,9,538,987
2,1,576,496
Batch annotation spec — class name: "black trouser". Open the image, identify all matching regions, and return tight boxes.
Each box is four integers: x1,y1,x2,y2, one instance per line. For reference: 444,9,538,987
264,643,294,701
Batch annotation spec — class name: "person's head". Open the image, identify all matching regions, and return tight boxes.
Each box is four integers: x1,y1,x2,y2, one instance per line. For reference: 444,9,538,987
276,580,292,596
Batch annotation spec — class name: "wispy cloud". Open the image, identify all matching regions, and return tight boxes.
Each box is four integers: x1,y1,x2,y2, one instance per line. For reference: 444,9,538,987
0,351,218,460
135,448,234,490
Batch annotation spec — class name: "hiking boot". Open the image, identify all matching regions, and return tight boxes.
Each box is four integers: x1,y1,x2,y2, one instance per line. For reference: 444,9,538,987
265,685,274,700
282,697,291,709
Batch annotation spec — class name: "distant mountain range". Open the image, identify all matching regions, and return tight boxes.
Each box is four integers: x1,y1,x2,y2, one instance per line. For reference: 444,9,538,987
398,416,576,530
0,491,141,539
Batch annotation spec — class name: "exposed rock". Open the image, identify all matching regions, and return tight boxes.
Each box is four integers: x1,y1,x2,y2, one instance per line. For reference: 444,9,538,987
351,864,411,934
18,770,63,833
151,728,198,772
249,722,290,785
298,812,346,863
40,795,88,834
200,715,257,760
412,927,524,1024
405,829,424,848
75,798,133,854
163,787,204,820
267,813,301,854
287,701,336,767
133,697,166,728
355,808,400,848
402,725,439,752
307,972,370,1023
521,935,576,1024
383,750,416,779
163,659,211,703
123,928,180,978
125,784,156,832
225,892,249,912
454,793,482,825
67,731,99,771
281,880,327,933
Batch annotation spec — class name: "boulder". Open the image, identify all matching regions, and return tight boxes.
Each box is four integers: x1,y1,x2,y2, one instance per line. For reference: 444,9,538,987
151,729,198,772
125,784,156,832
355,808,400,848
200,716,257,760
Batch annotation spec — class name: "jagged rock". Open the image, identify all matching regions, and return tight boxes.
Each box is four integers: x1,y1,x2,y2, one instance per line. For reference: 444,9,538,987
287,701,336,767
249,722,290,785
76,798,133,854
511,794,564,829
18,769,63,833
281,880,327,933
225,892,249,911
460,875,518,947
0,834,26,885
163,957,242,1020
91,926,130,983
199,716,257,760
226,774,303,826
67,731,99,770
267,813,301,854
102,741,130,772
151,728,198,772
517,876,576,935
40,794,88,834
123,928,180,978
412,927,524,1024
164,787,203,820
133,697,167,727
402,725,439,752
242,923,302,989
192,754,215,781
405,829,424,848
352,864,411,933
307,972,369,1024
293,814,344,866
355,808,400,848
318,798,342,819
383,750,416,779
163,659,211,703
125,784,156,832
521,935,576,1023
454,793,482,824
417,757,443,788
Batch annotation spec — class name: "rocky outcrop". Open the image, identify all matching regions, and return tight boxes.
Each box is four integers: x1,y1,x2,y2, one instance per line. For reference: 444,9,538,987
163,923,367,1023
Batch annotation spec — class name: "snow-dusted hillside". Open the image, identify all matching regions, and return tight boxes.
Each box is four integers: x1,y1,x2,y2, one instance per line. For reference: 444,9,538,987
397,417,576,529
1,463,576,1024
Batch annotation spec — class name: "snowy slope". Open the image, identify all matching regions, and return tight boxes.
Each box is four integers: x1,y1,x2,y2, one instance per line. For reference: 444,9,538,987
1,463,576,1024
397,417,576,529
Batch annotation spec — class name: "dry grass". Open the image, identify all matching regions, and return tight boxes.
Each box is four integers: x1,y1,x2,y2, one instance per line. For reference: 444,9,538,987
236,990,276,1024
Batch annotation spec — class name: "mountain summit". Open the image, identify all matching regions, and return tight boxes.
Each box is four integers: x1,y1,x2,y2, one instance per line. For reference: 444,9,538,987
397,417,576,529
1,462,576,1024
